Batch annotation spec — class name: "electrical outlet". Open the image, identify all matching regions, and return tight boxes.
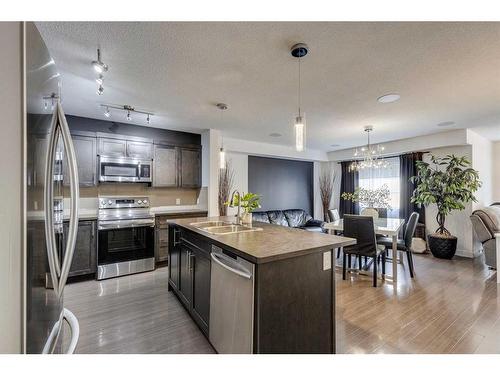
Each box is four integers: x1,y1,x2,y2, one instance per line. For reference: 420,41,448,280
175,198,181,205
323,251,332,271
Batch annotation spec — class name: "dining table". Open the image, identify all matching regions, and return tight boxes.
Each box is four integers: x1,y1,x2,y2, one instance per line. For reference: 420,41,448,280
323,217,406,283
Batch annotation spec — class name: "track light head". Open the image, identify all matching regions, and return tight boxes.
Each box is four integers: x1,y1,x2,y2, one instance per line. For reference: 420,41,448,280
97,85,104,96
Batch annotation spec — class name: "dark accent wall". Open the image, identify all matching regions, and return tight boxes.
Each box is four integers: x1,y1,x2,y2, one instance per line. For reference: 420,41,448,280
248,156,314,214
66,115,201,146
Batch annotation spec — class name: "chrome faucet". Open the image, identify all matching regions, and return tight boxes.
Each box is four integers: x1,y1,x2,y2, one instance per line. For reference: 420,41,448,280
229,190,241,225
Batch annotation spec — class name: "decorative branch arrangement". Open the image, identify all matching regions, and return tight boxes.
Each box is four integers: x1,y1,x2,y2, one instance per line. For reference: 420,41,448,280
319,167,336,221
342,184,392,209
218,159,235,216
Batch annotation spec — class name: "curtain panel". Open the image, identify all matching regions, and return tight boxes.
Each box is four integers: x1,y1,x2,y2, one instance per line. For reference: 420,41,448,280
399,152,425,224
339,161,359,217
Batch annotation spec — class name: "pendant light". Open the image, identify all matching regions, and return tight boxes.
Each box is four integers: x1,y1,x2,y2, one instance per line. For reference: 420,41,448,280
216,103,228,169
291,43,308,152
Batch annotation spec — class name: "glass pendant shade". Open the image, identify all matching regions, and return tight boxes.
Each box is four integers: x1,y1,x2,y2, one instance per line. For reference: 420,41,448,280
295,115,305,152
219,147,226,169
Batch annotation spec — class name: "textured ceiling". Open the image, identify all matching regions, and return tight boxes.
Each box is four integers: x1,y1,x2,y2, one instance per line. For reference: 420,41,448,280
36,22,500,151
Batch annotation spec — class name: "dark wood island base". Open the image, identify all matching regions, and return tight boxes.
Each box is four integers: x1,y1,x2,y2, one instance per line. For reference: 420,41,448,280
167,216,355,354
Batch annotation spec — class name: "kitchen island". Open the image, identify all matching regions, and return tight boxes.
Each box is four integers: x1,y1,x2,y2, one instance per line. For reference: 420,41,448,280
167,216,355,354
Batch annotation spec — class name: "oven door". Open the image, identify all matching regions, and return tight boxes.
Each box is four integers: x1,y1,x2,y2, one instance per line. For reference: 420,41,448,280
98,220,155,266
98,156,152,183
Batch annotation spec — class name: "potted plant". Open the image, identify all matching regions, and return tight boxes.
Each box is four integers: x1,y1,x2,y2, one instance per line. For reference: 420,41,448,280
411,154,481,259
341,184,392,218
226,192,261,225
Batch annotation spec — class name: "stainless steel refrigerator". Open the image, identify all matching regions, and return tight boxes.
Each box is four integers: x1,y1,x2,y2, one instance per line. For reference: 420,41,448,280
25,22,80,354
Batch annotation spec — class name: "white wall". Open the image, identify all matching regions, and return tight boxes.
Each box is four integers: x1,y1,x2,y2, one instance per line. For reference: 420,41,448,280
328,129,468,162
202,129,221,216
225,151,248,216
0,22,23,353
467,129,493,209
494,141,500,203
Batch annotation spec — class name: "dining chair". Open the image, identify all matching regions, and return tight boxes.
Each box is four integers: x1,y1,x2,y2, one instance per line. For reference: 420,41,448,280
342,215,387,287
377,212,419,278
328,209,340,222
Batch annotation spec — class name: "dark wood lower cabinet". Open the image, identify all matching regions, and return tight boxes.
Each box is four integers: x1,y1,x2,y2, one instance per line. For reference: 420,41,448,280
62,220,97,279
156,212,208,267
178,240,192,308
188,242,211,335
168,228,211,337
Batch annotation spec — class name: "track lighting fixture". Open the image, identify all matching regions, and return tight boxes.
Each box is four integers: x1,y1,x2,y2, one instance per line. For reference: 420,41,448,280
96,75,104,85
97,85,104,96
92,48,108,73
101,104,153,125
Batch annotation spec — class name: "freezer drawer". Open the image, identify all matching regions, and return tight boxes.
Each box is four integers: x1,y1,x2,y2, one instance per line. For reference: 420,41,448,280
209,246,255,354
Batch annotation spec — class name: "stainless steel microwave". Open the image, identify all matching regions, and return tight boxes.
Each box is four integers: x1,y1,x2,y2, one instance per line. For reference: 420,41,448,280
98,155,152,183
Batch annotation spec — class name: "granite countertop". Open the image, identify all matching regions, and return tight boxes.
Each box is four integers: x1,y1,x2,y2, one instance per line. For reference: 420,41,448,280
150,206,208,216
27,206,208,221
169,216,356,264
27,208,99,221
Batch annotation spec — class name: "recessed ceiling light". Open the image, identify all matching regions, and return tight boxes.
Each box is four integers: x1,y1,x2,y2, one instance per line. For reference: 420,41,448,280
269,133,282,137
377,93,400,104
330,144,340,147
437,121,455,127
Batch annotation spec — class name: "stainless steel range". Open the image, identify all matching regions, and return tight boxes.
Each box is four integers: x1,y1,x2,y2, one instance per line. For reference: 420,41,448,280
97,196,155,280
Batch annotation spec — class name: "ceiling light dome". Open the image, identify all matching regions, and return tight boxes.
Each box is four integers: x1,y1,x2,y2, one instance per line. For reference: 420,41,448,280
377,93,400,104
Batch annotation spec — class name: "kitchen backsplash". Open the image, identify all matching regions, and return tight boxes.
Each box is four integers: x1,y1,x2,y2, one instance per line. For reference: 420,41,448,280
28,185,208,211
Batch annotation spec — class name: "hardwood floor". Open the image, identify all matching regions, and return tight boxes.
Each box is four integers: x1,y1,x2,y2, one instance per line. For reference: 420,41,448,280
64,252,500,354
63,267,214,354
337,252,500,354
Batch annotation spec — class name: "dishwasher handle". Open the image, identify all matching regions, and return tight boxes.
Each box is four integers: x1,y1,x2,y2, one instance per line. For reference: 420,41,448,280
210,252,252,280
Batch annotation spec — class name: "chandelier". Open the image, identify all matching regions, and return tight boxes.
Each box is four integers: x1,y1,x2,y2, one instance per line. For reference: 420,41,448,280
349,126,388,171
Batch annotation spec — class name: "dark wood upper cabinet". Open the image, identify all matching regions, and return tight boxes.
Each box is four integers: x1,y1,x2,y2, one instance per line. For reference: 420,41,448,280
98,137,152,160
62,220,97,278
64,135,97,187
179,147,201,188
127,141,153,159
153,145,178,187
98,137,127,157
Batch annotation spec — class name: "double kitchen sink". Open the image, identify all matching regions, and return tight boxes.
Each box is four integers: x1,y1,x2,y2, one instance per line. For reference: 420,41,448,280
190,221,263,235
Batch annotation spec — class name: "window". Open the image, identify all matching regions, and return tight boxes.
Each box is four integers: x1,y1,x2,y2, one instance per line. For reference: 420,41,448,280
358,157,400,218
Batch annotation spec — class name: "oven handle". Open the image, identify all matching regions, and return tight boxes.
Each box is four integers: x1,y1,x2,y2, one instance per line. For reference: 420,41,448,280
98,219,155,230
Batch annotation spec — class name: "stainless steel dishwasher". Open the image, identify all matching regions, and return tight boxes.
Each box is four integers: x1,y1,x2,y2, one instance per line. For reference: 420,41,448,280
209,245,255,354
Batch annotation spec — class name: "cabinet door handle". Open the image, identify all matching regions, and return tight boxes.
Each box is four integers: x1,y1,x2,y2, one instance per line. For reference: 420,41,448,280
189,253,195,270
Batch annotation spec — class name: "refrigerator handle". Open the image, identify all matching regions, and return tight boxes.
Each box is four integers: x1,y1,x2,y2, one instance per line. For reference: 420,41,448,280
41,308,80,354
44,108,61,296
57,102,80,297
63,308,80,354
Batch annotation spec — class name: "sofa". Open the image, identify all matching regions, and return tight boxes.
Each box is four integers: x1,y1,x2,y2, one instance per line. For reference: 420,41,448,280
252,209,325,232
470,204,500,269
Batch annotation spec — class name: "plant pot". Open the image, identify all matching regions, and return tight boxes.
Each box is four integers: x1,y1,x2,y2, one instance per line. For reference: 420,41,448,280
360,207,379,219
427,233,458,259
241,212,252,225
